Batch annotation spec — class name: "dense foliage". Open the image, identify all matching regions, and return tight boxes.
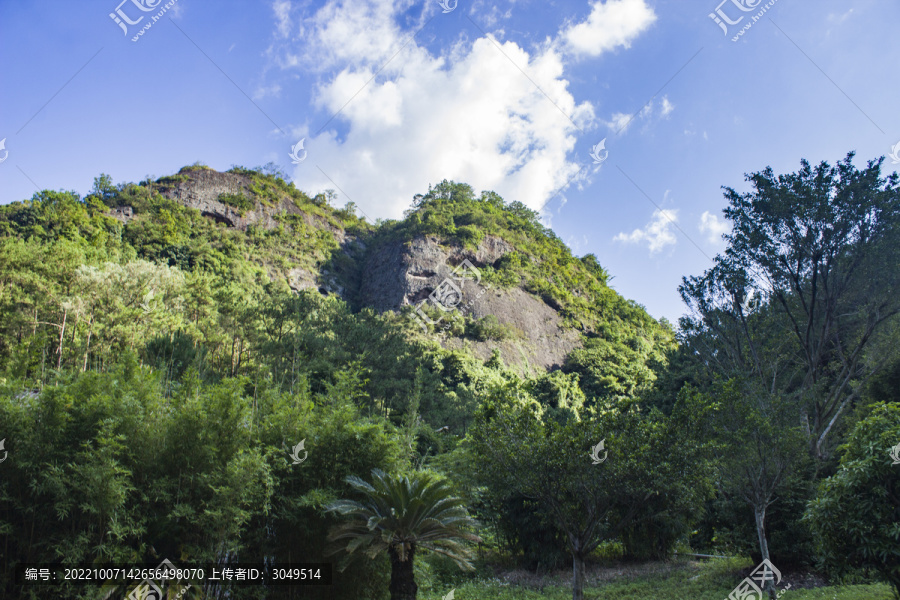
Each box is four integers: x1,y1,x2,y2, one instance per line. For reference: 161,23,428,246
0,154,897,599
325,469,481,600
805,403,900,598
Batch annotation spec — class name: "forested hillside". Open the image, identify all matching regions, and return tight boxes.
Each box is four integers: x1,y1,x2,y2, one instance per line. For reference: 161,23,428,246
0,154,898,600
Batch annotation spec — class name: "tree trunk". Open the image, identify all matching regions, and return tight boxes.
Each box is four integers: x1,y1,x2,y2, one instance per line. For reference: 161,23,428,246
57,308,67,370
572,550,585,600
388,546,418,600
753,506,776,599
82,312,94,372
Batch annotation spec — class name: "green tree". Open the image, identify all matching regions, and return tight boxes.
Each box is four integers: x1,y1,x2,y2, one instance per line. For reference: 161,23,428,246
89,173,118,207
468,383,711,600
620,385,716,560
325,469,481,600
563,335,662,403
681,153,900,461
256,384,404,600
70,260,186,370
706,379,806,597
805,403,900,598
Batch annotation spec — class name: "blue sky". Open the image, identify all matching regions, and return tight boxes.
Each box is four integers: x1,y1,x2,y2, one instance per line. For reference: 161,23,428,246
1,0,898,324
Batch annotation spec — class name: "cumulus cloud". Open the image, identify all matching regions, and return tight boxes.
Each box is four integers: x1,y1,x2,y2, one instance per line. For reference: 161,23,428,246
297,36,589,217
264,0,656,218
561,0,657,58
699,210,729,243
614,209,679,253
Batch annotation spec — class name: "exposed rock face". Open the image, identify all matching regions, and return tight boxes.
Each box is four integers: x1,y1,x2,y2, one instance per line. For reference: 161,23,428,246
157,168,583,372
155,169,344,237
443,286,581,373
358,235,514,312
156,170,260,230
107,206,133,223
287,267,319,293
156,168,359,300
358,235,580,371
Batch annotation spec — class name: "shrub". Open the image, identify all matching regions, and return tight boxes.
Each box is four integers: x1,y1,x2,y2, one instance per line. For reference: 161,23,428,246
466,315,516,341
805,403,900,596
217,192,255,215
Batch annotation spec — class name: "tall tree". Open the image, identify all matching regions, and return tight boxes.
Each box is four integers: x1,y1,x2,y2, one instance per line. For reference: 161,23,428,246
705,380,806,598
681,153,900,461
468,382,711,600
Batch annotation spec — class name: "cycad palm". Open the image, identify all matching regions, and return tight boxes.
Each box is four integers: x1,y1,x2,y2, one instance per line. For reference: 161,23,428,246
325,469,481,600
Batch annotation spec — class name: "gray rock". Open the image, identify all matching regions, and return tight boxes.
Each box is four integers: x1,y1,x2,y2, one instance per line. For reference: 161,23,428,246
155,168,583,372
358,235,580,371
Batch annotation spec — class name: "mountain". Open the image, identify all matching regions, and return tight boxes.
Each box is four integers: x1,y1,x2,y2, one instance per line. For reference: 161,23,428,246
0,163,678,599
0,163,673,385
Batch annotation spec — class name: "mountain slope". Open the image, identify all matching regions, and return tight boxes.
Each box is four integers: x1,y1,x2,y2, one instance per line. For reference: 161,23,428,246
0,164,672,380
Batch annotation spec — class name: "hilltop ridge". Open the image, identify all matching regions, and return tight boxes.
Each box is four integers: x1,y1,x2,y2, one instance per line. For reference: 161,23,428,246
0,163,673,376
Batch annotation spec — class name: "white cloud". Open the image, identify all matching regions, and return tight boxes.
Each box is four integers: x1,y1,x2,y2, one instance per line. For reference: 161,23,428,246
562,0,657,58
660,95,674,117
474,2,514,28
262,0,656,218
614,209,679,253
302,0,418,72
299,36,589,217
604,112,633,133
273,0,292,38
602,95,672,134
699,210,729,243
273,0,609,218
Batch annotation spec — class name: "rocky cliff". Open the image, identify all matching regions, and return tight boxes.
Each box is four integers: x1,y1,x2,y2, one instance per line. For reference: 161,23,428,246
141,167,590,372
357,235,579,370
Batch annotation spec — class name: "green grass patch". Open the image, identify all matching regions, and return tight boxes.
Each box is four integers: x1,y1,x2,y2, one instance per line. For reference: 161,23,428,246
178,162,211,172
155,174,189,185
416,558,894,600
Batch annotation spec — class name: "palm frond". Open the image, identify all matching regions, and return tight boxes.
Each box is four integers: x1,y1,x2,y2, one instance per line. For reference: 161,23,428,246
325,468,480,571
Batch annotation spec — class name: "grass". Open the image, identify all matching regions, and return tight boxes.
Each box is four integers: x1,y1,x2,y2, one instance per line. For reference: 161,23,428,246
416,558,894,600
